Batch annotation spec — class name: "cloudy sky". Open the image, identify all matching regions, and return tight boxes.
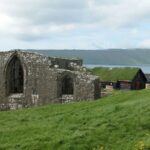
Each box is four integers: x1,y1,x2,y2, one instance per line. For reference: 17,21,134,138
1,0,150,50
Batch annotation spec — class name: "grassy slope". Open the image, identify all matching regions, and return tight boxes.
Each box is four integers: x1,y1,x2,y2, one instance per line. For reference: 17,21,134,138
0,90,150,150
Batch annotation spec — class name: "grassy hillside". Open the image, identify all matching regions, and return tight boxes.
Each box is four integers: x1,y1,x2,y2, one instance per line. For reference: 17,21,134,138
0,90,150,150
28,49,150,65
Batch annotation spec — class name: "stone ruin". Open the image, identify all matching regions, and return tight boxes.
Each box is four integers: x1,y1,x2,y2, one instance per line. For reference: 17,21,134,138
0,50,100,110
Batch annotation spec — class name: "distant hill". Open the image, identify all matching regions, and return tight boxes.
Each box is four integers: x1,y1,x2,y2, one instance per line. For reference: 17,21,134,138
28,49,150,65
0,90,150,150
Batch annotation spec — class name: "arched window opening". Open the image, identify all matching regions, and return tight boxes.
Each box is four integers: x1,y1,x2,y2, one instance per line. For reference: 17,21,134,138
62,75,74,95
6,55,24,95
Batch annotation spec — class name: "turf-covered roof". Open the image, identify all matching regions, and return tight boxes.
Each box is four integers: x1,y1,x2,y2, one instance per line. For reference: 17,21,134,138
89,67,140,82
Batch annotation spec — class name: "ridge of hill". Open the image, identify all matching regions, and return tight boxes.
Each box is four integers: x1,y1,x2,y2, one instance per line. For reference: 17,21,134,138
28,49,150,65
0,90,150,150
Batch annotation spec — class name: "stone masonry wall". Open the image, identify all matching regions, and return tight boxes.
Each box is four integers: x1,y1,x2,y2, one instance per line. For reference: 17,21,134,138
49,57,83,70
0,50,100,110
74,73,100,100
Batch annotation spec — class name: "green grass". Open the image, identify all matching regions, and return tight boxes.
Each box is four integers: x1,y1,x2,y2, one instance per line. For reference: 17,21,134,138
88,67,140,81
0,90,150,150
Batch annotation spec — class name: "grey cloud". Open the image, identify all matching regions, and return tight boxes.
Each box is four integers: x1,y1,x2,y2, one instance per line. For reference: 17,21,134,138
92,0,120,5
16,33,50,42
0,0,90,25
1,0,150,42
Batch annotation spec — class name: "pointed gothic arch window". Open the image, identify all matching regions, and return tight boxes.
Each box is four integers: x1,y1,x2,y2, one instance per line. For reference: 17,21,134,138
62,75,74,95
6,55,24,95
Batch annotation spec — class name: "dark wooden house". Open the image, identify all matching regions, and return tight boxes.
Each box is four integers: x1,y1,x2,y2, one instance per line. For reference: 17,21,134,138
90,67,147,90
116,69,146,90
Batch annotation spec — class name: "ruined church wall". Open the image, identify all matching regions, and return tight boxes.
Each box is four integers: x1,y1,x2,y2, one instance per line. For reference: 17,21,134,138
0,51,15,105
0,51,59,109
74,74,100,100
49,57,83,69
17,51,59,106
56,70,100,101
0,50,100,110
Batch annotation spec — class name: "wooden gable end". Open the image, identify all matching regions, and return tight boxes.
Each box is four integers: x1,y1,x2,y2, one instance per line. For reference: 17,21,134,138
131,69,146,90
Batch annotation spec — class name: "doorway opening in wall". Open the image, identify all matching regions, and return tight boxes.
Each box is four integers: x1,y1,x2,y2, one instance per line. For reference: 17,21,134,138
61,75,74,102
62,75,74,95
6,55,24,95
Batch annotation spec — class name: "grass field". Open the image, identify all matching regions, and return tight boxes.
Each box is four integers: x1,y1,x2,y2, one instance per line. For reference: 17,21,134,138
0,90,150,150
